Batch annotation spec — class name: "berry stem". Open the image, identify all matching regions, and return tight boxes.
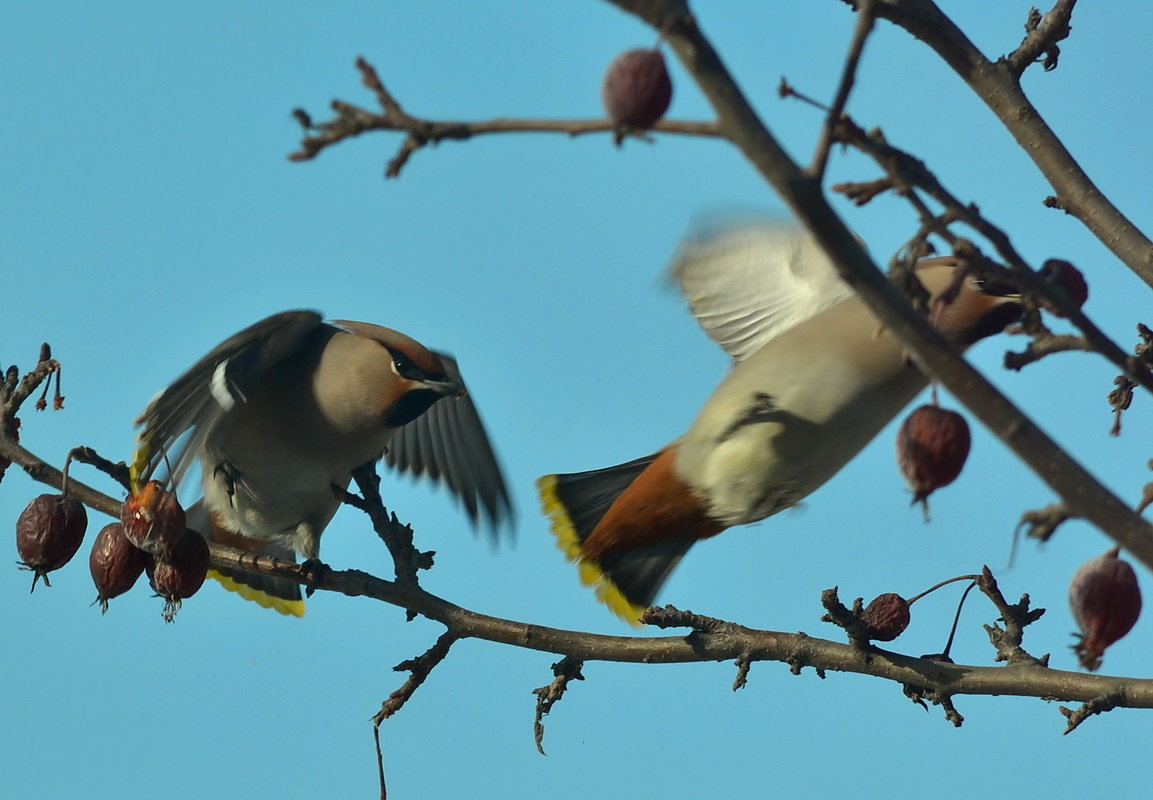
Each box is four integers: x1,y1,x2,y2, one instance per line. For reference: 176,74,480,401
906,573,981,605
940,580,980,660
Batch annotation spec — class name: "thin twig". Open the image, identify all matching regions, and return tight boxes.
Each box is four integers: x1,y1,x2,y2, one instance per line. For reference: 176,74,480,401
977,566,1048,666
288,58,721,176
1008,0,1077,77
1016,503,1074,547
532,656,585,755
809,0,877,180
66,446,132,492
1108,323,1153,436
851,0,1153,288
1003,331,1091,370
338,462,434,589
1060,689,1123,734
829,114,1153,398
372,631,460,798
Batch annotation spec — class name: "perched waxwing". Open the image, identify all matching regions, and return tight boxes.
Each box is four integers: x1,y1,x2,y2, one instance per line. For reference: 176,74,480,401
539,221,1021,624
132,310,512,616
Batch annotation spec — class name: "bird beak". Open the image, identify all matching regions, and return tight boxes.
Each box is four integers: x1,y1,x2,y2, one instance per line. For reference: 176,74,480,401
429,376,466,398
973,274,1022,298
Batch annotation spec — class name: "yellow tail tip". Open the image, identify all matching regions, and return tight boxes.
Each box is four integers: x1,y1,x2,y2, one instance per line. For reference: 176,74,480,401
537,475,583,561
537,474,646,627
208,569,305,617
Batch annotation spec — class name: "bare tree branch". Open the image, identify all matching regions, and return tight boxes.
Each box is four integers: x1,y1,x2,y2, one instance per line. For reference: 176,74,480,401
826,115,1153,398
849,0,1153,288
1,353,1150,728
808,0,878,180
209,544,1153,711
1010,1,1076,76
287,57,721,176
597,0,1153,573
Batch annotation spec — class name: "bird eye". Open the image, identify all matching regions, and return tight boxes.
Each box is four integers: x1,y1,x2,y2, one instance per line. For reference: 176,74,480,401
389,349,429,381
392,352,414,375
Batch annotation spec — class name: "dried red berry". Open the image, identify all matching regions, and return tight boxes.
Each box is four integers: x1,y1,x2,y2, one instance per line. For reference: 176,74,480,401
602,48,673,142
16,493,87,589
861,593,911,641
89,522,149,613
147,529,209,622
1038,259,1088,317
897,404,971,519
121,480,186,560
1069,547,1141,671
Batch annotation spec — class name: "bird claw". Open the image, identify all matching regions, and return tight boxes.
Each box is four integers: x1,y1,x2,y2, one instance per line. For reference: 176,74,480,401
213,462,241,504
300,558,331,597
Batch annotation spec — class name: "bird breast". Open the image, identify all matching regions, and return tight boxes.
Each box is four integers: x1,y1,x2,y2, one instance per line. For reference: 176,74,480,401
673,296,930,527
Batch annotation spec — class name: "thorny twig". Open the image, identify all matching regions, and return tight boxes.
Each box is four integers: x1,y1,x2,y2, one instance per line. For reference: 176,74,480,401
1009,1,1076,76
819,587,874,650
903,663,965,727
533,656,585,755
1060,690,1124,734
288,56,721,177
372,631,460,799
642,604,738,633
977,566,1048,667
1,345,65,485
1003,331,1090,371
820,112,1153,398
1108,323,1153,436
832,177,894,206
336,462,434,593
1017,503,1074,547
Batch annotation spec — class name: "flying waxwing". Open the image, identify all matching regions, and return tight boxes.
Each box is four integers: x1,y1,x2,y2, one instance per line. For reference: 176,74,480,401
132,310,512,616
538,220,1021,624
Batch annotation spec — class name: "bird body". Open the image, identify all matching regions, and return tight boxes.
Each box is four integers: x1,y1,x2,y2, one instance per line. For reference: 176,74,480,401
674,260,993,527
540,222,1020,623
134,311,511,615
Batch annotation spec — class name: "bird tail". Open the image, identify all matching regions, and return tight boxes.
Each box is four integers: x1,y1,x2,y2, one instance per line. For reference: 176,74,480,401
208,565,305,617
538,453,694,625
185,501,305,617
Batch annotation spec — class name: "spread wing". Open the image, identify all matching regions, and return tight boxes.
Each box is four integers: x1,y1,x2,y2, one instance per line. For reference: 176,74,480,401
383,352,514,539
132,310,325,488
668,219,854,361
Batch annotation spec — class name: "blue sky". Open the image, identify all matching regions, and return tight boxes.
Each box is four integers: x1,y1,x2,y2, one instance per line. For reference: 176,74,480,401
3,2,1151,798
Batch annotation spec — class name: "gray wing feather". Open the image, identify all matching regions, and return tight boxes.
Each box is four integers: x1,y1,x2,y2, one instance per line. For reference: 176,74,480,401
133,310,324,487
383,353,513,538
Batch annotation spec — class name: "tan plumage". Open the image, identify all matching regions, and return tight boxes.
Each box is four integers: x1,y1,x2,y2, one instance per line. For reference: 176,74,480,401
539,222,1020,624
133,310,512,615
